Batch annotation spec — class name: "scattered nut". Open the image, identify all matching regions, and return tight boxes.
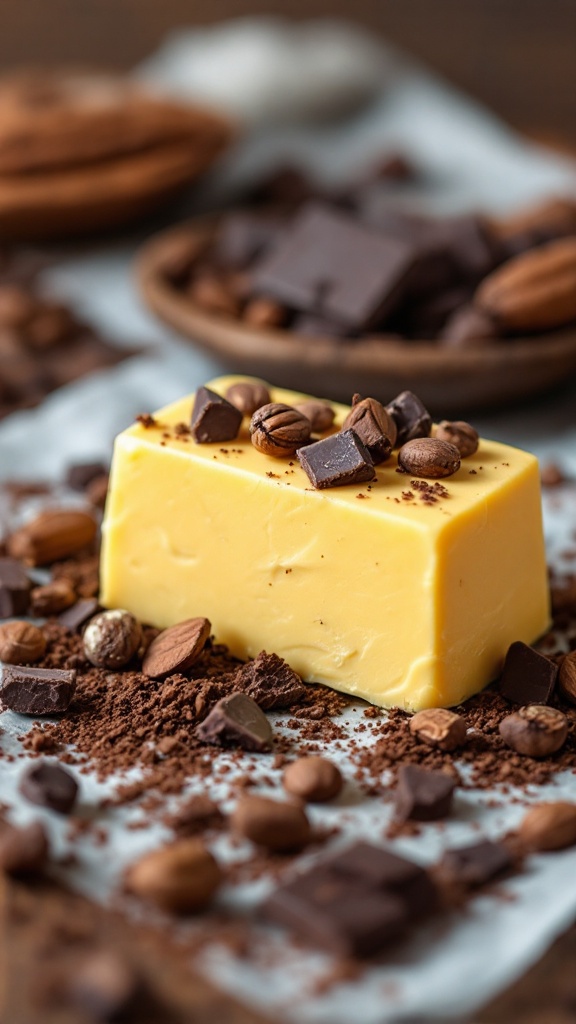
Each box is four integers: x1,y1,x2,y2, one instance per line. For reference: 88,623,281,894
409,708,468,752
342,394,397,463
499,705,568,757
283,756,343,803
83,609,142,669
125,838,222,913
294,400,335,433
225,380,271,417
558,651,576,705
7,509,98,566
435,421,479,458
398,438,461,478
30,579,76,617
250,403,311,458
231,795,311,851
0,621,46,664
517,801,576,851
243,297,286,328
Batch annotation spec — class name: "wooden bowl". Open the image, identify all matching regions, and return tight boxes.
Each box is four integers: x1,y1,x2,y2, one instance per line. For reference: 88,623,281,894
137,216,576,415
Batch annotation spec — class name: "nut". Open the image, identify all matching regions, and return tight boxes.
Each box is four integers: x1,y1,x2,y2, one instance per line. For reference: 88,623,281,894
243,297,286,328
30,579,76,617
83,610,142,669
125,839,222,913
7,509,98,566
342,394,397,463
499,705,568,757
475,237,576,331
0,621,46,664
250,403,311,458
188,270,240,317
293,401,335,433
517,801,576,852
409,708,468,752
397,438,461,479
231,795,311,851
558,651,576,705
225,380,271,417
435,420,479,458
282,756,343,803
487,197,576,243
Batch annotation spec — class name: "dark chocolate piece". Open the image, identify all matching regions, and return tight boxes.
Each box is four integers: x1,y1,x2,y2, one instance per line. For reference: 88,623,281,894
499,641,558,705
297,429,376,489
0,664,76,715
262,864,407,957
196,692,273,752
190,386,242,444
432,215,501,283
235,651,306,710
58,597,100,633
66,461,109,492
440,840,513,887
215,213,284,270
250,203,415,330
0,556,31,618
395,765,456,822
330,840,438,918
386,390,432,446
19,760,79,814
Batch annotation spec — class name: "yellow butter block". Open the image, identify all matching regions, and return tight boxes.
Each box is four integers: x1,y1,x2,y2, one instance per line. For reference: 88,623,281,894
100,376,549,710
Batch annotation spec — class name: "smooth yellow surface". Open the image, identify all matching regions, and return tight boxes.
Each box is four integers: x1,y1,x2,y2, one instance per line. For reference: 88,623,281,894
100,376,550,710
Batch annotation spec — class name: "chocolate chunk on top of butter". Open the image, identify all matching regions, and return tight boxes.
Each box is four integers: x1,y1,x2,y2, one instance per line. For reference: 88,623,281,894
100,375,550,711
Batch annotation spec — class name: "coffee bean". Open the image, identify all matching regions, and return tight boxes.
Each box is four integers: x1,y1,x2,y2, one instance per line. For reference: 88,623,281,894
19,760,79,814
196,693,273,752
250,403,311,457
142,617,211,679
293,400,335,433
395,765,456,822
398,438,461,479
125,838,222,913
283,756,343,802
0,820,49,876
435,420,479,458
517,801,576,851
409,708,467,752
0,621,46,664
83,609,142,669
0,663,77,714
231,795,311,851
225,380,271,417
0,556,31,617
559,651,576,705
499,704,568,757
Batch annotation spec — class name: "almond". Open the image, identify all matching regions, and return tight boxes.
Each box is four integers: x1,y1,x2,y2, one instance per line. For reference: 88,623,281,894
475,237,576,331
517,801,576,852
7,509,98,566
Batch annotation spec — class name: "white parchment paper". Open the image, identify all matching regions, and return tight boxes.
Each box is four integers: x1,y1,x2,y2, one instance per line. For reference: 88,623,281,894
1,20,576,1022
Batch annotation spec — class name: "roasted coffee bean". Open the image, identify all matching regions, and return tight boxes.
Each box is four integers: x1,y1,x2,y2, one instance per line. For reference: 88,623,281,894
435,420,479,458
558,651,576,705
83,609,142,669
342,394,396,463
283,756,343,803
293,400,335,433
409,708,467,752
398,438,461,479
517,801,576,851
250,403,311,457
191,386,242,444
231,795,311,851
142,617,211,679
225,380,271,417
125,839,222,913
19,760,79,814
0,621,46,664
499,705,568,757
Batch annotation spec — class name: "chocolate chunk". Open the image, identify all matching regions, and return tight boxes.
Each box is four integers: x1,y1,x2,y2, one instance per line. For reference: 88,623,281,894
395,765,456,822
250,203,416,331
0,664,76,715
215,213,284,269
66,460,108,492
57,597,100,633
196,692,272,752
385,390,432,446
297,429,376,489
433,215,501,283
142,617,211,679
0,556,31,617
329,841,438,918
440,840,512,887
19,760,79,814
190,386,242,444
0,819,49,876
262,862,407,957
234,651,306,710
499,641,558,705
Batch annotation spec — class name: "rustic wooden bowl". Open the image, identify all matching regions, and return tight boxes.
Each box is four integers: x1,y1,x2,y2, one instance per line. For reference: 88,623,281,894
137,216,576,415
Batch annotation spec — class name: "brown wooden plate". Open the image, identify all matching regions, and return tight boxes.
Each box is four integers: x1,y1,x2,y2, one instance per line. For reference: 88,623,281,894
137,216,576,414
